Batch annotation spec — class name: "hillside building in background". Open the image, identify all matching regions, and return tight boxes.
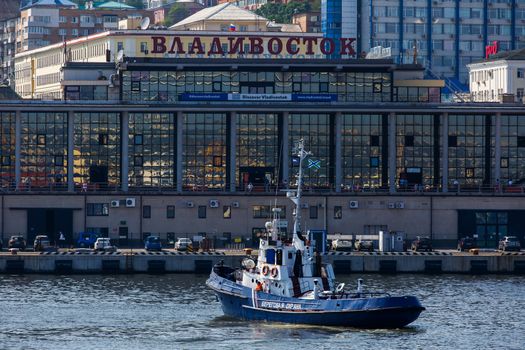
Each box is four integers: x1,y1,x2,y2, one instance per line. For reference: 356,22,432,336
322,0,525,86
292,10,321,33
170,3,272,32
469,48,525,103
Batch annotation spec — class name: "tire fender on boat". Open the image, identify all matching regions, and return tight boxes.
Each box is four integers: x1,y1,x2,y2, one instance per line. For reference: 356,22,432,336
270,267,279,278
262,265,270,276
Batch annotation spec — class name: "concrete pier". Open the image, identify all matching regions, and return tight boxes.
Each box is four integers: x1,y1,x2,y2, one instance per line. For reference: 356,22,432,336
1,251,524,274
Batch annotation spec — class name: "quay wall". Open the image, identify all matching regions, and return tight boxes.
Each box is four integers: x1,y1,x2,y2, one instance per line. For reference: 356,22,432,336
1,252,525,274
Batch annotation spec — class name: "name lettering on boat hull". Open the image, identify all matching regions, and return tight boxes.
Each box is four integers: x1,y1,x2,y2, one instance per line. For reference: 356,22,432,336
260,301,302,310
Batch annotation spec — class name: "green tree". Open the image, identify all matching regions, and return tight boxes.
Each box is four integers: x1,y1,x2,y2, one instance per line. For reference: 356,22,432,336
164,3,189,27
255,1,311,24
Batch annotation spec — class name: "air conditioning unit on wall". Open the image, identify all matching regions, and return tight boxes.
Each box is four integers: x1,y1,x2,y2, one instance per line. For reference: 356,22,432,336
300,203,309,209
396,201,405,209
110,200,120,208
209,199,219,208
186,201,194,208
349,200,359,209
232,201,240,208
125,198,136,207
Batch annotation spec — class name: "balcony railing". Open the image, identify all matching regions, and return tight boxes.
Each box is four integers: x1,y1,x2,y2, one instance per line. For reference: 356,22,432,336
2,182,524,196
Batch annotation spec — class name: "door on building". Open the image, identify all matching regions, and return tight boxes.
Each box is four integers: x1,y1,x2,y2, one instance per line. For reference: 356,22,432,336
474,212,508,248
239,166,274,191
404,167,423,186
27,208,73,246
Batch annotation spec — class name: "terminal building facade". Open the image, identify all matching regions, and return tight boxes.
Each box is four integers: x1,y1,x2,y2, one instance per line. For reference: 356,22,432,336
3,31,525,249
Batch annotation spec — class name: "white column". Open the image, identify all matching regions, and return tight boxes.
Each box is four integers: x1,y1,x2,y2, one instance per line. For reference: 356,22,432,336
441,113,449,192
494,112,501,185
67,110,74,192
176,111,183,192
229,112,236,193
334,112,342,193
388,112,396,194
121,111,129,192
14,110,21,190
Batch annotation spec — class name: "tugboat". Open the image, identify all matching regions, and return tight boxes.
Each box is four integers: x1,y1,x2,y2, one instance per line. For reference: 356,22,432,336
207,140,425,328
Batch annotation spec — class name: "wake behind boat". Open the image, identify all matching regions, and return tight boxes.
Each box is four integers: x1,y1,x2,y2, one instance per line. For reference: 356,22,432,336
206,140,425,328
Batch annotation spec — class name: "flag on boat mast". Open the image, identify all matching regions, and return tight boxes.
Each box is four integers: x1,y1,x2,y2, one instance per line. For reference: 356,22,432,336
307,159,321,169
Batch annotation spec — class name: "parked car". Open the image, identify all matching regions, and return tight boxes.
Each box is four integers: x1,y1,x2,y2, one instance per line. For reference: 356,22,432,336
145,236,162,251
457,237,477,251
8,236,26,250
354,240,374,252
498,236,521,252
94,238,117,252
77,232,100,248
332,239,353,251
411,237,432,252
33,235,52,252
175,238,193,251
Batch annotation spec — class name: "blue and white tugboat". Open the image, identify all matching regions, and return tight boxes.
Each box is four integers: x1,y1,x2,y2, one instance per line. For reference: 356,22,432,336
207,140,425,328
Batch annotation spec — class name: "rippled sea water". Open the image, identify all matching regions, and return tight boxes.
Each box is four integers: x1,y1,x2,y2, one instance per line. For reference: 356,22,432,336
0,273,523,350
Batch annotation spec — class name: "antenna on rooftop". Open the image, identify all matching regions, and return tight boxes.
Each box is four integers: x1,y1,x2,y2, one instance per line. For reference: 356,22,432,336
140,17,150,30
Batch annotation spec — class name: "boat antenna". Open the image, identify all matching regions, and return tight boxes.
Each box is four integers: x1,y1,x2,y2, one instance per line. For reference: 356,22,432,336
287,139,310,251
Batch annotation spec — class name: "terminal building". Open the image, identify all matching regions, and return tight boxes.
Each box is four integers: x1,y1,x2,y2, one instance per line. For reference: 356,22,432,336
3,30,525,250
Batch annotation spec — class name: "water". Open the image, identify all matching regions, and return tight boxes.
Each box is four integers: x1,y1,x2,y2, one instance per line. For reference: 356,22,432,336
0,274,523,350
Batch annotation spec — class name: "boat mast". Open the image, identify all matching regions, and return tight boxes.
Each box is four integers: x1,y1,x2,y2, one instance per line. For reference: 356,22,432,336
287,139,310,251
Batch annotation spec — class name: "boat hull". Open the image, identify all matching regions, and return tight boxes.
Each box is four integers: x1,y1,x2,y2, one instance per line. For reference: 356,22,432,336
207,272,424,328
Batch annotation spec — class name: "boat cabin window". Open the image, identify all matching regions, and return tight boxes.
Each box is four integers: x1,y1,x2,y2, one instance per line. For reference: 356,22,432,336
276,249,283,265
266,248,276,264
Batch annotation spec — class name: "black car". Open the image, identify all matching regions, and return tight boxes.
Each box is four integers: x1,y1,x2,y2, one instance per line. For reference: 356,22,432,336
8,236,26,250
457,237,477,251
411,237,432,252
354,240,374,252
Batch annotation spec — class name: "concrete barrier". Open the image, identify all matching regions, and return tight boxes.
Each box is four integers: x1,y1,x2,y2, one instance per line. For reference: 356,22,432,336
0,252,524,274
55,260,73,274
424,260,443,273
379,260,397,273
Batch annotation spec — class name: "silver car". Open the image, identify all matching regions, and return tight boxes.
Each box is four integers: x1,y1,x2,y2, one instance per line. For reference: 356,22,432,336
175,238,193,251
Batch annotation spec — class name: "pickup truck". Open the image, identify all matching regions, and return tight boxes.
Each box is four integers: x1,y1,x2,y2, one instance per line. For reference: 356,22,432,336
498,236,521,252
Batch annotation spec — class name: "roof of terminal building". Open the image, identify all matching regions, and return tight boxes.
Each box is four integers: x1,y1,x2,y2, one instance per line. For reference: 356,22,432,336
20,0,77,9
487,48,525,61
122,57,398,71
470,48,525,65
171,3,267,29
94,1,136,9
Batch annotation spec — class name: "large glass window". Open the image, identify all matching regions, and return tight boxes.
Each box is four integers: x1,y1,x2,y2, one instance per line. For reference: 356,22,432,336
0,112,15,189
498,115,525,184
396,115,437,188
74,113,120,187
183,113,227,190
236,113,279,190
21,112,67,188
129,113,175,188
289,114,331,188
448,115,488,187
121,69,392,104
341,114,383,190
